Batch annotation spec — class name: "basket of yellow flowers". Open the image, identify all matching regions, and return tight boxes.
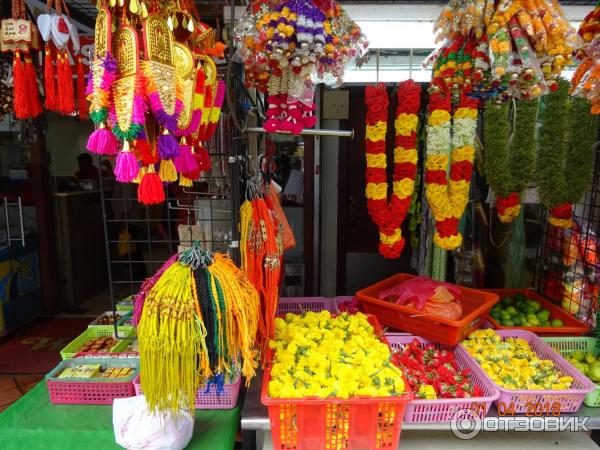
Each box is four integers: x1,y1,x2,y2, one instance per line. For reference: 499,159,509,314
459,329,594,413
261,311,412,450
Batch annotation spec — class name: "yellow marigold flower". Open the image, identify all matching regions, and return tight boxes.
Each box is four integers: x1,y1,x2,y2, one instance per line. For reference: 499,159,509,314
379,228,401,246
428,110,451,127
366,121,387,142
454,108,478,120
434,233,462,250
425,154,449,171
394,148,418,164
366,183,388,200
395,113,419,136
366,153,387,169
393,178,416,198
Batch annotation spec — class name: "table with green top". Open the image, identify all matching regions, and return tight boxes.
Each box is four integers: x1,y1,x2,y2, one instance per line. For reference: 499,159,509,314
0,382,240,450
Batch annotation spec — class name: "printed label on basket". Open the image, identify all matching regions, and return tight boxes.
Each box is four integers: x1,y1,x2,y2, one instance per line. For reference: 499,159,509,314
450,408,590,440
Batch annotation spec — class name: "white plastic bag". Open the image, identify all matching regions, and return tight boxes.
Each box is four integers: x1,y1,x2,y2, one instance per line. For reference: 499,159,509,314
113,395,194,450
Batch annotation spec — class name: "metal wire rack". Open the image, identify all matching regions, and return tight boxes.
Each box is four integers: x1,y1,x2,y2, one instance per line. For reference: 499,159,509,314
100,112,242,338
535,148,600,328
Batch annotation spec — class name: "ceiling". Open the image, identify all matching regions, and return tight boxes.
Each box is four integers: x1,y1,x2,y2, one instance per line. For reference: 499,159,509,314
25,0,600,34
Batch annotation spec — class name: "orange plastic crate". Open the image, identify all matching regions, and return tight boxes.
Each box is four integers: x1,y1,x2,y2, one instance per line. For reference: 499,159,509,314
356,273,499,345
261,314,412,450
483,288,589,336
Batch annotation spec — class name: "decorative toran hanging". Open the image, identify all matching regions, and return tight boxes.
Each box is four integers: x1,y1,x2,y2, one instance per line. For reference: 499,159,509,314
428,0,584,101
483,97,538,223
1,0,42,120
536,78,598,228
364,81,421,259
234,0,367,134
425,92,479,250
86,0,227,205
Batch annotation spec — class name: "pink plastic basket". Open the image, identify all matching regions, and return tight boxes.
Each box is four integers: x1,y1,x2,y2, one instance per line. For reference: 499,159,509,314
276,297,339,315
386,334,499,423
458,330,595,413
133,374,241,409
46,357,137,405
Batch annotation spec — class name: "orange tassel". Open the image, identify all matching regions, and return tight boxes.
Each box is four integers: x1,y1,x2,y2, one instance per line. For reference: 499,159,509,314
24,54,43,118
44,43,57,111
13,52,29,120
76,55,88,120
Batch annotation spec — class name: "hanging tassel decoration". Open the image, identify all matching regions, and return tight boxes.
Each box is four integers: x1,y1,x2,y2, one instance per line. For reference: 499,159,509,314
44,44,57,111
76,55,88,120
158,129,180,160
174,142,198,174
87,122,119,155
138,165,165,205
134,138,157,165
114,141,139,182
23,53,43,118
159,158,178,183
13,52,29,120
57,50,75,115
179,175,193,187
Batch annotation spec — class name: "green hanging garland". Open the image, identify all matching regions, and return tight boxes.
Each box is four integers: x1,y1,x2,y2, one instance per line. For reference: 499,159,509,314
537,78,598,228
483,98,538,223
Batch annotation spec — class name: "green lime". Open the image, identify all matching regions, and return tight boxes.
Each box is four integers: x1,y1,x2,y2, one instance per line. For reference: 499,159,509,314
490,310,502,320
526,313,538,321
537,310,551,322
526,307,537,315
512,317,523,326
505,306,517,315
529,317,541,327
501,297,513,306
501,312,511,321
502,319,515,327
542,322,550,327
551,319,564,327
514,293,526,302
530,301,542,312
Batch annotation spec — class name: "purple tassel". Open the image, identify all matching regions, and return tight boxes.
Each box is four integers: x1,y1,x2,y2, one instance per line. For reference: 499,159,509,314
147,91,184,132
174,145,198,173
86,127,119,155
158,132,180,160
114,147,139,183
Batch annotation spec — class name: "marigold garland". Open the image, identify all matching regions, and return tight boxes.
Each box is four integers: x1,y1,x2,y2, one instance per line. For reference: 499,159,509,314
483,98,538,223
364,81,421,258
537,78,598,228
425,92,478,250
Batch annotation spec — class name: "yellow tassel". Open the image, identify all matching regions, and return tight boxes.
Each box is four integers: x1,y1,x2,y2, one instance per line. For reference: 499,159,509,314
179,174,193,187
159,159,178,182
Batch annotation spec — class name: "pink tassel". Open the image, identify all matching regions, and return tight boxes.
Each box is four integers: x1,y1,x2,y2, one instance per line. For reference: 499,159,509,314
87,126,119,155
114,143,139,182
174,144,198,174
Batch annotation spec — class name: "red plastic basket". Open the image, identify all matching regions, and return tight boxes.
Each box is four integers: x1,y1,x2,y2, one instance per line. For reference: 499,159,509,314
458,330,595,413
483,289,589,336
356,273,499,346
132,374,241,409
46,357,137,405
386,334,500,423
261,315,412,450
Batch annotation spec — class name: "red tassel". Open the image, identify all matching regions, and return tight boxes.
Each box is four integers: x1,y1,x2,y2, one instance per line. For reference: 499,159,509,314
57,50,75,115
138,168,165,205
76,55,88,120
12,52,29,120
134,139,157,165
44,44,57,111
24,54,43,118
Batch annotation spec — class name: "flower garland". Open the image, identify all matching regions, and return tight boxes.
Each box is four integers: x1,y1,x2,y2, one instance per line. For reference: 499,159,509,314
425,92,478,250
537,78,598,228
483,98,538,223
364,81,421,258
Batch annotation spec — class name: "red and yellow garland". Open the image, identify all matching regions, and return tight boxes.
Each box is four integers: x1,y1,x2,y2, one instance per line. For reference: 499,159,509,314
364,81,421,258
425,92,478,250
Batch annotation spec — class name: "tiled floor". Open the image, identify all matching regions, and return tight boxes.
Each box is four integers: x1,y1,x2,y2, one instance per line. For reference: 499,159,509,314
0,374,44,413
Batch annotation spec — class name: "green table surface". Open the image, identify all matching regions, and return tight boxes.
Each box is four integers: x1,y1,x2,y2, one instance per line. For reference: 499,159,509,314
0,382,240,450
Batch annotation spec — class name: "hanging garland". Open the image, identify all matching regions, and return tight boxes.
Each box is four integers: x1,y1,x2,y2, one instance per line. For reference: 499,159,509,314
537,78,598,228
364,81,421,258
483,98,538,223
425,92,478,250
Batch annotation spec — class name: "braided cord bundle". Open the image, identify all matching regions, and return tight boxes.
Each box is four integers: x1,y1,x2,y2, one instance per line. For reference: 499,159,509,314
137,245,260,414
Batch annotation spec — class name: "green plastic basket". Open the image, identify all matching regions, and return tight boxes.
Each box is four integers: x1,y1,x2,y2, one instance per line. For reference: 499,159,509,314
60,327,134,360
116,297,134,312
543,336,600,407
